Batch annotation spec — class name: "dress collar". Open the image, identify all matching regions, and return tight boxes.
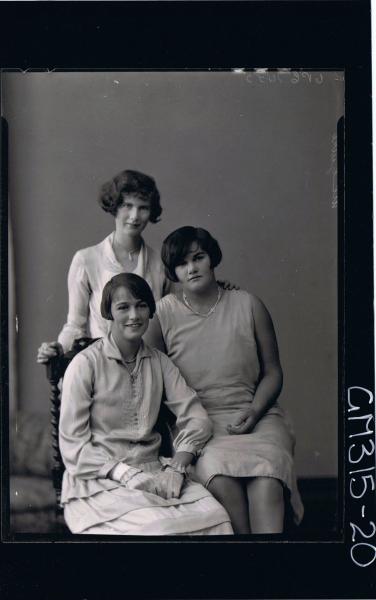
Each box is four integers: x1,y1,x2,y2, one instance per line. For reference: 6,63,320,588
102,232,148,276
103,332,152,363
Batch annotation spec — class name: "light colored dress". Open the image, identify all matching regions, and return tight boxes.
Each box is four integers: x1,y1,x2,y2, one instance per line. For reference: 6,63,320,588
157,290,304,524
58,232,171,352
59,334,233,535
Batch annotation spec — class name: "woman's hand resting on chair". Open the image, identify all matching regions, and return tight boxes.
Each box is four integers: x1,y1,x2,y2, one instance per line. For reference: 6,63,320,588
37,341,64,364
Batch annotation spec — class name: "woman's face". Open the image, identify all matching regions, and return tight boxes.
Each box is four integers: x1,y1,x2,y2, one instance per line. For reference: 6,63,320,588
115,195,151,238
111,286,150,342
174,242,215,292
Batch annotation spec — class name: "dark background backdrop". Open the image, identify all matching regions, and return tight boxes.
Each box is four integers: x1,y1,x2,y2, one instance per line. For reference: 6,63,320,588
0,2,373,598
4,70,343,479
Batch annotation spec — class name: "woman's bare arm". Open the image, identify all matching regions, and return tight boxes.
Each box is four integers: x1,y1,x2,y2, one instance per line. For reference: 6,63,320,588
227,296,283,434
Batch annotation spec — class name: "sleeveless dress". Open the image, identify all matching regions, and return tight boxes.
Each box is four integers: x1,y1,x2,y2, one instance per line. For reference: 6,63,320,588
157,290,304,524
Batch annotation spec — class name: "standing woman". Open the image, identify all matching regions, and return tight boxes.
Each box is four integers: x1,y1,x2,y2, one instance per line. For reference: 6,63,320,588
37,170,169,362
148,226,304,534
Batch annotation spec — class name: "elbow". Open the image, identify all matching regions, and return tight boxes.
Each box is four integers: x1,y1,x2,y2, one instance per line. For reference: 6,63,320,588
271,365,283,396
193,418,213,452
191,416,213,448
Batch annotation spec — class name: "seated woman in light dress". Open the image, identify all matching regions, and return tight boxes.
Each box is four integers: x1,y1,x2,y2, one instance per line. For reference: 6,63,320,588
37,169,170,363
59,272,233,535
146,226,304,534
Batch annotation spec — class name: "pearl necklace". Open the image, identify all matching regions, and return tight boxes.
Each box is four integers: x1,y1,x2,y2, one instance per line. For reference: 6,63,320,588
183,286,222,317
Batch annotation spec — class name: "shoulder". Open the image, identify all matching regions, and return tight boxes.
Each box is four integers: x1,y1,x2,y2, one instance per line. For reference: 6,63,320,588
72,234,111,264
141,344,165,366
231,291,274,331
145,243,163,267
65,339,105,374
223,289,268,323
223,288,258,308
157,293,175,306
147,346,176,371
156,294,181,324
144,242,159,258
156,293,178,313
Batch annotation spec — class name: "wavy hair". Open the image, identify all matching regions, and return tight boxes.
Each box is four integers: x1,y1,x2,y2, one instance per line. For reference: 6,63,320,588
98,169,162,222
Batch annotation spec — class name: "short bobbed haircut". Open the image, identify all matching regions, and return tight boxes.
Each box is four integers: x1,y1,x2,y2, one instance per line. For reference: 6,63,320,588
162,226,222,282
98,169,162,223
100,273,156,320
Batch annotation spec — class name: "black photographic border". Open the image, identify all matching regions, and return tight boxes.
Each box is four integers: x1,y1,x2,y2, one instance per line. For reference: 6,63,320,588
0,2,374,598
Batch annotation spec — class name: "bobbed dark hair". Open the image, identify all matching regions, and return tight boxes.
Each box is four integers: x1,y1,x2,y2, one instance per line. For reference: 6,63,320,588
98,169,162,223
100,273,156,320
161,226,222,282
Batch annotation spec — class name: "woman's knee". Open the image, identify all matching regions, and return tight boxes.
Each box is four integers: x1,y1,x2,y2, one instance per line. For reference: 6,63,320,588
208,475,243,501
208,475,250,533
247,477,283,505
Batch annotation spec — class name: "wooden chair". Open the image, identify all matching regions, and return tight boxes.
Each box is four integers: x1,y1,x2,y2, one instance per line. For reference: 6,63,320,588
45,337,174,524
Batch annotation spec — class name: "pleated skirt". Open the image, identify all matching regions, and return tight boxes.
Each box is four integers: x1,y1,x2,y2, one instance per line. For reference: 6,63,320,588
64,475,233,536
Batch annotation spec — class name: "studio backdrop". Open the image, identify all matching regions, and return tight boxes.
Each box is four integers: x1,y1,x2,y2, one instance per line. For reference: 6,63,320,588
3,70,343,479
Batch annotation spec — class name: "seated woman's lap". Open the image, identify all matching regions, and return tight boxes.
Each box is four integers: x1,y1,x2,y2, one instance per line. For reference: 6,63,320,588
251,411,295,453
64,484,233,536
